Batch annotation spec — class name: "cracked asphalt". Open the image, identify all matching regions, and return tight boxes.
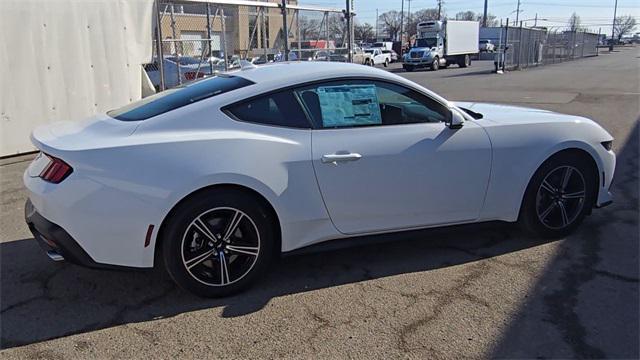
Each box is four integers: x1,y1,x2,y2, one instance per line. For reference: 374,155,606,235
1,47,638,359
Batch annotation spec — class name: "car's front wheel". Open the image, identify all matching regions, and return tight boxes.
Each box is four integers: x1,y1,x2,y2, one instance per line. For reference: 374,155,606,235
520,152,597,238
162,189,275,297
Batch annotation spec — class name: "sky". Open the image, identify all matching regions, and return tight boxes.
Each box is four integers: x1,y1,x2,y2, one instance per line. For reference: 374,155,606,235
302,0,640,36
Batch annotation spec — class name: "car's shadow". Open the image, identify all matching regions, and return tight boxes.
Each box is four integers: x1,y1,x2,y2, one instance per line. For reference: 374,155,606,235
1,220,550,348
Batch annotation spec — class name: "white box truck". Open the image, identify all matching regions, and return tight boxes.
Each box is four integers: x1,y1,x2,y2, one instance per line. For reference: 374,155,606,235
403,20,479,71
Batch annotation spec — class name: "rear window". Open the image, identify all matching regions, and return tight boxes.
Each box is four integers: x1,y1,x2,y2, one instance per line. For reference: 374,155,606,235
108,75,254,121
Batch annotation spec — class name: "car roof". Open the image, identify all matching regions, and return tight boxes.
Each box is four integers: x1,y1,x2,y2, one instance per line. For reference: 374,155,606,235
225,61,450,106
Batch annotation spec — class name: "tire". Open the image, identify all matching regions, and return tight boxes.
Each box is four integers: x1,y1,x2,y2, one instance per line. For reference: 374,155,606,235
519,152,597,239
459,54,471,68
403,65,414,72
430,57,439,71
384,58,389,67
162,189,276,297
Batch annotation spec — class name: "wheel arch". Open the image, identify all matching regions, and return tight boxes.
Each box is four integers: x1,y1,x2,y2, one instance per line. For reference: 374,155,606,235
517,146,601,220
154,183,282,267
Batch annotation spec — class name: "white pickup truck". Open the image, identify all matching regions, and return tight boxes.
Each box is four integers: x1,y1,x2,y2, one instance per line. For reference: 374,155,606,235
364,48,391,67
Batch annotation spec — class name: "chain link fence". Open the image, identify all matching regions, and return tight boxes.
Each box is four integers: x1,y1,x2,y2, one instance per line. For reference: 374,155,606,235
149,0,348,91
493,24,600,71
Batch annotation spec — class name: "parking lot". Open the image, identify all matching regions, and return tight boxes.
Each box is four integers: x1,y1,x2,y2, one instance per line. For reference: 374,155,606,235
1,48,638,358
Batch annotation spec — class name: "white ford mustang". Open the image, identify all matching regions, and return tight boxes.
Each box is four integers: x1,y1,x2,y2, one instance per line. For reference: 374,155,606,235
24,62,615,297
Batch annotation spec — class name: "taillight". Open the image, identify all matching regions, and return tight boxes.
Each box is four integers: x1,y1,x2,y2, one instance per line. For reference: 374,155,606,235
39,154,73,183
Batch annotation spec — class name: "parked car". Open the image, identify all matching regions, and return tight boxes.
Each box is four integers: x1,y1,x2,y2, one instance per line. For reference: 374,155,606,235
25,62,615,297
145,56,214,89
329,46,374,65
309,50,331,62
383,49,399,62
364,48,391,67
479,39,496,52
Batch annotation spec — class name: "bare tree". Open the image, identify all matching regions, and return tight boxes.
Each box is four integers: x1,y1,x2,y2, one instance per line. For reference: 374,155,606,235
568,12,582,32
354,22,375,43
298,16,320,40
327,13,347,45
379,10,402,41
614,15,637,41
476,13,498,27
454,11,475,21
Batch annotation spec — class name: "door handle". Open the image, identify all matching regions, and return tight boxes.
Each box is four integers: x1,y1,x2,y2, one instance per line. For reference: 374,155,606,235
321,153,362,164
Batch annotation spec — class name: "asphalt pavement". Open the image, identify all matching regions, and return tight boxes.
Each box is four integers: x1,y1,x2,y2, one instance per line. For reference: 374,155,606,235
1,47,638,359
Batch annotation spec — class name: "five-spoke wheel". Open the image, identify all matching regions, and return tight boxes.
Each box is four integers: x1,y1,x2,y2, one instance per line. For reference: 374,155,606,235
163,190,275,297
520,152,596,238
536,166,586,230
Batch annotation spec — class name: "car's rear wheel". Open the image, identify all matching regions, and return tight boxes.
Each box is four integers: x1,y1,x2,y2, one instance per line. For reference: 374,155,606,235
520,152,596,238
384,58,389,67
162,190,275,297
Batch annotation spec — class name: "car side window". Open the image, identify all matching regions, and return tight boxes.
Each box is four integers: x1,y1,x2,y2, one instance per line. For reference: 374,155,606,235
295,79,450,128
225,90,312,129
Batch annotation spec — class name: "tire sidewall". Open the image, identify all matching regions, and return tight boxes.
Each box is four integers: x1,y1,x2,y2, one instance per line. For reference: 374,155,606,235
162,190,275,297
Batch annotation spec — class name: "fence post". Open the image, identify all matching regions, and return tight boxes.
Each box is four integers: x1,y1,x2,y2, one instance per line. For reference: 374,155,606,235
581,30,586,57
503,18,509,72
154,0,165,91
517,21,523,69
325,12,329,47
169,3,181,85
261,8,267,59
296,9,301,60
206,3,214,74
597,28,601,56
552,30,556,64
346,0,353,62
280,0,289,61
220,7,228,71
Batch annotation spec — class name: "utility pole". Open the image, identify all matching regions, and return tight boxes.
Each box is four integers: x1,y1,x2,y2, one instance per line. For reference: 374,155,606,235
534,13,537,27
610,0,618,50
482,0,488,27
400,0,404,43
514,0,521,27
437,0,443,20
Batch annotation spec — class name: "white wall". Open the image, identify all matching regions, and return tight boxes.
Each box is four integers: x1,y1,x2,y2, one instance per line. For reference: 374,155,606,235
0,0,155,156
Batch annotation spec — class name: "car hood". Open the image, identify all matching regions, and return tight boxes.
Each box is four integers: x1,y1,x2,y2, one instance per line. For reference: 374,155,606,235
453,101,591,126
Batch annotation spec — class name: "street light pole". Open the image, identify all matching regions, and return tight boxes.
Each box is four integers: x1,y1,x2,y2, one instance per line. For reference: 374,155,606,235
514,0,521,26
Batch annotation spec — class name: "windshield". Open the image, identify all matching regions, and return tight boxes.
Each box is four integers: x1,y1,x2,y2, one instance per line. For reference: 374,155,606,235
480,40,489,44
364,50,374,54
416,38,437,48
108,75,254,121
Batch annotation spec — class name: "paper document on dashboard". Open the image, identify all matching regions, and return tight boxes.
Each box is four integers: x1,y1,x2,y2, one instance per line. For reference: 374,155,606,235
317,84,382,127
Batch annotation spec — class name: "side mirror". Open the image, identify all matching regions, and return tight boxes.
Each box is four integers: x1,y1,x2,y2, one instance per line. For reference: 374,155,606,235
447,108,464,129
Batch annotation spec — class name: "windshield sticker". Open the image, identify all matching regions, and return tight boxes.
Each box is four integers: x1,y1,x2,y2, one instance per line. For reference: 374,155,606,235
317,84,382,127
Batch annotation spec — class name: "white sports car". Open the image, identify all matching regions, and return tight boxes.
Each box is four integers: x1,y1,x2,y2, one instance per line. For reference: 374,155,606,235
24,62,615,297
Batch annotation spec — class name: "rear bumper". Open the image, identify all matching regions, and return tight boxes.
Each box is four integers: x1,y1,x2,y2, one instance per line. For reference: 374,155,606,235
25,199,128,270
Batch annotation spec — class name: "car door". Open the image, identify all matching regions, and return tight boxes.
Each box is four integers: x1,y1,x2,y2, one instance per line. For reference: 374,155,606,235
295,79,492,235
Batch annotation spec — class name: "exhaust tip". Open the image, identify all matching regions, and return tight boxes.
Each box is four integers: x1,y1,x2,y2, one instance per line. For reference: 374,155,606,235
46,250,64,262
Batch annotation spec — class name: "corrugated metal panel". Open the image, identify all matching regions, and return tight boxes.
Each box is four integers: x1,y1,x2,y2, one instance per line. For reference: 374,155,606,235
0,0,154,156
